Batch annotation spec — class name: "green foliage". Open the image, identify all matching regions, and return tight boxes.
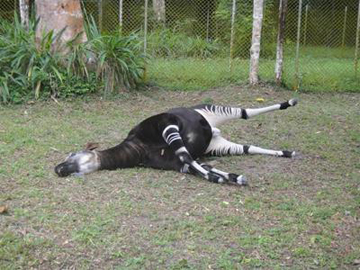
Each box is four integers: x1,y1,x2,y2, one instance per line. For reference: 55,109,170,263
0,15,90,103
149,47,360,93
85,16,145,94
215,0,277,58
145,27,220,59
0,14,144,103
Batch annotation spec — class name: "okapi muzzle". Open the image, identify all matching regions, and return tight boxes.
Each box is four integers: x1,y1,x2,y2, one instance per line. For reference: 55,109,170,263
55,160,79,177
55,149,100,177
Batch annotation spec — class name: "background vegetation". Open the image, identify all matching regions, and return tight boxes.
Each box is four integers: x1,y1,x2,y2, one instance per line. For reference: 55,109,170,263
0,15,144,103
83,0,360,93
0,0,359,104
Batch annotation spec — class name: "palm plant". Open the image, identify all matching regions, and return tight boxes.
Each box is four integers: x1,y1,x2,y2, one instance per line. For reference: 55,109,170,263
0,13,145,103
0,15,64,102
84,16,145,94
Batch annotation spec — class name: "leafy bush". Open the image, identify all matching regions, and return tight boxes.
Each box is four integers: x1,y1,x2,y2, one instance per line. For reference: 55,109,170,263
215,0,277,58
84,16,145,94
0,14,145,103
145,27,220,59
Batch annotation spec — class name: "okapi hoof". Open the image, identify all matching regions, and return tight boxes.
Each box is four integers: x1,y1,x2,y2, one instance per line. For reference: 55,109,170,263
208,172,225,184
229,173,248,186
282,150,295,158
280,99,299,110
289,98,298,106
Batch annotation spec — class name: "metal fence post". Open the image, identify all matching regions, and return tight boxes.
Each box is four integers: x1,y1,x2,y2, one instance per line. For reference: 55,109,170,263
206,1,210,42
303,4,308,45
98,0,103,33
143,0,148,82
294,0,302,90
355,0,360,76
342,6,348,47
229,0,237,73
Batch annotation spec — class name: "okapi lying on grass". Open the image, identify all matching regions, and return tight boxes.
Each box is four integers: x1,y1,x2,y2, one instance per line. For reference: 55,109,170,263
55,99,298,185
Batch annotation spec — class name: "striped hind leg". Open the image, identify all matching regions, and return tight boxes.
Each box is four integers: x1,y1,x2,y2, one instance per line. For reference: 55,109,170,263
194,99,298,127
205,131,295,158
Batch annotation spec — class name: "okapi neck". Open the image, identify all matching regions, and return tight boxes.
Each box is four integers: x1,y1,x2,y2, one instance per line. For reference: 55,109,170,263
98,140,143,171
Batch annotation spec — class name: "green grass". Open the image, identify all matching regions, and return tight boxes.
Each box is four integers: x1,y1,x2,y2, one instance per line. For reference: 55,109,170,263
148,46,360,93
1,85,359,269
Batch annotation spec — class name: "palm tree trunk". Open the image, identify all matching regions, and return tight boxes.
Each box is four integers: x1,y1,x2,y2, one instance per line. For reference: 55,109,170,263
35,0,87,45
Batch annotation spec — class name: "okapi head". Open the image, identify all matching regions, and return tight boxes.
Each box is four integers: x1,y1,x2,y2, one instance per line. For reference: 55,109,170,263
55,143,100,177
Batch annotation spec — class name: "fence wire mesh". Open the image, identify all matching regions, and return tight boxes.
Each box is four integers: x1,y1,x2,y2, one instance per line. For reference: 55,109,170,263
0,0,18,22
1,0,359,91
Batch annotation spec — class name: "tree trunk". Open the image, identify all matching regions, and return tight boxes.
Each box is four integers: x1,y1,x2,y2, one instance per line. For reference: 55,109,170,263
119,0,123,29
35,0,86,44
249,0,264,85
19,0,30,30
275,0,288,85
153,0,166,23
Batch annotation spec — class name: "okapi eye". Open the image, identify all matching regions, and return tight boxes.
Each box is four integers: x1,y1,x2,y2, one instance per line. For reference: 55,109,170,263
65,152,75,160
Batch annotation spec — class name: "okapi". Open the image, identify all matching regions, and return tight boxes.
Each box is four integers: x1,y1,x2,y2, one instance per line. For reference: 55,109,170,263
55,99,298,185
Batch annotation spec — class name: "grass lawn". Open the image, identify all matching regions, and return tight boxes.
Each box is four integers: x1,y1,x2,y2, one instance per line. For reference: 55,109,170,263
148,46,360,93
0,85,359,269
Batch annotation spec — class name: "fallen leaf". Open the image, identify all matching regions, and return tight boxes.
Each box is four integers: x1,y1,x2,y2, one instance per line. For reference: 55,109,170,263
0,205,8,214
256,98,265,102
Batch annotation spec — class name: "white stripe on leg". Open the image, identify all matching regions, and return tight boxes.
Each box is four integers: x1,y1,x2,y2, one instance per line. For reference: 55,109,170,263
245,104,281,118
205,135,245,156
246,145,283,156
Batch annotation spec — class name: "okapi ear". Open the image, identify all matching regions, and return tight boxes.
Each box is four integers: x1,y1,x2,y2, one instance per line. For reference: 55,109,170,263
85,142,100,151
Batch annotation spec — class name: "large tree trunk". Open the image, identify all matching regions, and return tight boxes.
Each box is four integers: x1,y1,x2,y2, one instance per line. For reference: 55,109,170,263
35,0,86,44
275,0,288,85
19,0,30,30
249,0,264,85
153,0,166,23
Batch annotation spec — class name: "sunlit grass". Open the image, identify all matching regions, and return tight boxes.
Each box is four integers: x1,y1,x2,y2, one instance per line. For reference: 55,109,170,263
148,46,360,92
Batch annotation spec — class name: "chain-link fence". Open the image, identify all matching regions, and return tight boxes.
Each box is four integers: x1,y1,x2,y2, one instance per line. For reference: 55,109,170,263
1,0,359,92
0,0,18,22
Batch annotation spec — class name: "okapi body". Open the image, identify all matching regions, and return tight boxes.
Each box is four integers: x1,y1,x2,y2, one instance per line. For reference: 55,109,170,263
55,99,298,185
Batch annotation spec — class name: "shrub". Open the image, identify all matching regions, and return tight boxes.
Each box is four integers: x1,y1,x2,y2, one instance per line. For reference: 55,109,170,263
84,16,145,94
0,14,145,103
145,27,220,59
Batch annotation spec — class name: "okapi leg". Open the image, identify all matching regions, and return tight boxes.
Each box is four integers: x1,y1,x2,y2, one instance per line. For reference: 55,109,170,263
162,125,226,183
180,163,247,185
245,98,298,118
194,99,298,127
199,163,247,185
205,133,295,158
